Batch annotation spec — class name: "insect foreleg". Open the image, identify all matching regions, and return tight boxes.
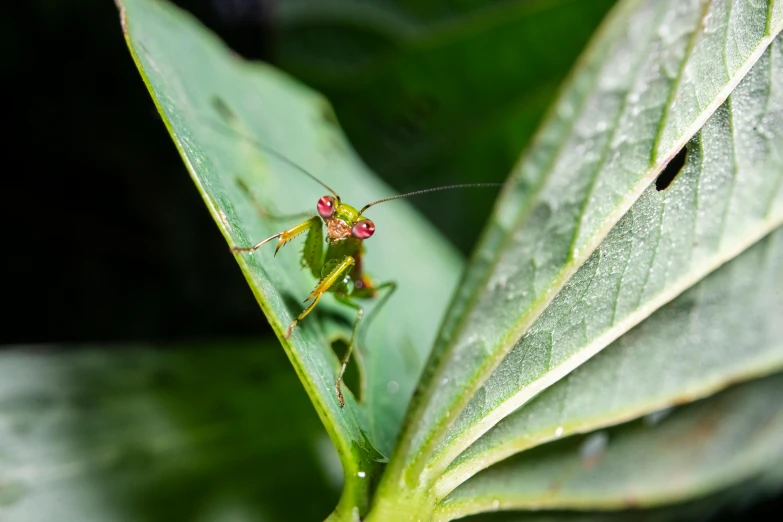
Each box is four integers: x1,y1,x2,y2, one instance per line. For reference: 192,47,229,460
231,216,320,256
285,255,356,338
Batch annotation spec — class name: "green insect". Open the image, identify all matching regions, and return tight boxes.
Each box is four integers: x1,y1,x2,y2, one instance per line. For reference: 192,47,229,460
227,127,501,408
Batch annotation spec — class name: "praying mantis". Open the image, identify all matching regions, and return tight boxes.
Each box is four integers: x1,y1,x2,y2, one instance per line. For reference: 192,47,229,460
219,99,501,408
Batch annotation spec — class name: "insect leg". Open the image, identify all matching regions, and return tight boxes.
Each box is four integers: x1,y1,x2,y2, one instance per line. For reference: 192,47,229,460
333,281,397,407
231,216,320,255
334,295,363,409
285,255,356,338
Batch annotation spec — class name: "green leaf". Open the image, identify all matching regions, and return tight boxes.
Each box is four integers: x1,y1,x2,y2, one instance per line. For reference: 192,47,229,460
378,0,783,501
460,465,783,522
431,36,783,494
437,371,783,520
0,343,339,521
439,223,783,500
451,460,783,522
276,0,618,252
117,0,462,513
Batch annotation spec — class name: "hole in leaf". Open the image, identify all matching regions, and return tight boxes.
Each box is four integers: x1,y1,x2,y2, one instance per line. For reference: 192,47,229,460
331,338,362,403
656,146,687,191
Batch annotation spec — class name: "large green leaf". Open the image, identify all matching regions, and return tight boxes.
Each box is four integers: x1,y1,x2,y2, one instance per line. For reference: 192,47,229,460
439,225,783,498
431,35,783,492
437,371,783,520
0,343,339,522
377,0,783,504
443,225,783,511
117,0,462,513
464,465,783,522
276,0,618,252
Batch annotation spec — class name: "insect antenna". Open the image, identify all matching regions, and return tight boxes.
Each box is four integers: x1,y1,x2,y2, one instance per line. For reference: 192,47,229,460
359,183,505,214
209,96,341,200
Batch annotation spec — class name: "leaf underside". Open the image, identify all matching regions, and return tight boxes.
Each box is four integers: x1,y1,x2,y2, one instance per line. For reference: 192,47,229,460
382,0,783,501
464,465,783,522
434,35,783,498
438,227,783,519
440,371,783,520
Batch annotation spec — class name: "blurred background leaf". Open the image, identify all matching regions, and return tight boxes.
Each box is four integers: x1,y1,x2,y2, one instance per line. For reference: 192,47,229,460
0,343,340,521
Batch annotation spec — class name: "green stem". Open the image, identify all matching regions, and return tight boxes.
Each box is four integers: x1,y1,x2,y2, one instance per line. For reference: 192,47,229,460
363,483,436,522
327,447,386,522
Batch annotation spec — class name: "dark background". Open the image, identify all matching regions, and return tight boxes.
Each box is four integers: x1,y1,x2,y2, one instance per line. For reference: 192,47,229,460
3,0,782,520
5,0,267,345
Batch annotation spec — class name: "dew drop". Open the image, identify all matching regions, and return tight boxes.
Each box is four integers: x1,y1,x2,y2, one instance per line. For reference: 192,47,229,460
387,381,399,394
555,426,564,437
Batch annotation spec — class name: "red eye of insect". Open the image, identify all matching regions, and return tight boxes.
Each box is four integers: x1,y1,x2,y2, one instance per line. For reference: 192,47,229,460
352,219,375,239
317,196,335,218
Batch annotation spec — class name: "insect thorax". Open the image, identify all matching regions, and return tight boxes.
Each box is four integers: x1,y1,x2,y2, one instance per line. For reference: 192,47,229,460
325,235,362,263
